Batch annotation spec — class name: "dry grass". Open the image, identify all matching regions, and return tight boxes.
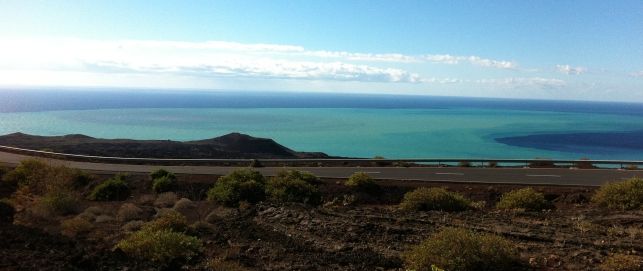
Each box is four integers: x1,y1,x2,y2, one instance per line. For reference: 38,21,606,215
118,203,144,222
60,216,93,237
154,192,178,208
599,254,642,271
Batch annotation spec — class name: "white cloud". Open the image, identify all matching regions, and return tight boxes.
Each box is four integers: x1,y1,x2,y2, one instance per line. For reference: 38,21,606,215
88,59,421,83
630,71,643,77
476,77,566,89
0,38,521,85
556,64,587,75
423,54,517,69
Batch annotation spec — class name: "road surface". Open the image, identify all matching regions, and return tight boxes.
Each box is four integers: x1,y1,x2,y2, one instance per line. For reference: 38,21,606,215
1,151,640,186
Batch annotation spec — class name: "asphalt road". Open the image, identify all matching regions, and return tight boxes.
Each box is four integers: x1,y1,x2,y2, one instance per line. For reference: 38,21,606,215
1,151,641,186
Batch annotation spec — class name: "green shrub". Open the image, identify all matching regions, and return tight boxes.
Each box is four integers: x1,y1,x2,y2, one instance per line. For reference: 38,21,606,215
496,187,548,211
400,187,471,212
599,254,642,271
275,170,321,185
2,160,91,194
150,169,176,181
345,172,380,193
2,159,50,192
404,227,522,271
89,175,130,201
265,170,321,205
153,176,178,193
143,210,188,232
116,228,202,266
70,169,94,189
206,169,265,206
592,178,643,210
0,200,15,224
39,189,80,215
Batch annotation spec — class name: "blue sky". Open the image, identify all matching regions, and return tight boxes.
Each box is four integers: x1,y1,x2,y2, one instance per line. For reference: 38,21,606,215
0,0,642,101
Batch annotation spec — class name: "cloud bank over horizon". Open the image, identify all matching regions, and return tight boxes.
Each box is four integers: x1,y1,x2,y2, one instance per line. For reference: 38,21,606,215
0,38,640,101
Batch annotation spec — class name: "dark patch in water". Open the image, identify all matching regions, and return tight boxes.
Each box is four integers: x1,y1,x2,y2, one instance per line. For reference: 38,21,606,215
496,130,643,154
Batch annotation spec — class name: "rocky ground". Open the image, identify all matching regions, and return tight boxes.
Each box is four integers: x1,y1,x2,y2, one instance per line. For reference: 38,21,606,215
1,174,642,270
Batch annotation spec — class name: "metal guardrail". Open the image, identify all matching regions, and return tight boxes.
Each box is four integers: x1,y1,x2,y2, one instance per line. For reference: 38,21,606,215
1,144,643,168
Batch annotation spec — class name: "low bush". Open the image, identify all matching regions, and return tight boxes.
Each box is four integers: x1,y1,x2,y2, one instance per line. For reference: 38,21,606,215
115,228,203,266
458,160,471,167
155,192,178,208
69,169,94,189
118,203,144,222
173,198,195,215
496,187,548,211
599,254,642,271
143,210,188,232
150,169,176,181
152,176,178,193
399,187,471,212
403,227,522,271
2,159,50,190
206,169,266,206
60,216,93,237
95,214,115,223
266,170,321,205
123,220,145,233
38,189,80,216
78,206,104,222
592,178,643,210
274,170,321,185
345,172,380,194
89,175,130,201
0,200,15,224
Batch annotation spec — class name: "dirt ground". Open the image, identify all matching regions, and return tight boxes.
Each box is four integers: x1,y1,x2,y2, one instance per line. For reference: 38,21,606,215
1,173,642,270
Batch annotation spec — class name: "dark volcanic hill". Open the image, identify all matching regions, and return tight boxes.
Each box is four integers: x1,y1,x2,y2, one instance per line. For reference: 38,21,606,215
0,132,331,159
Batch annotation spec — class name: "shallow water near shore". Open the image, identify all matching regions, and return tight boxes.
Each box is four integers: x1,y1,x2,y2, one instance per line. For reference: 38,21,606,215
1,89,643,160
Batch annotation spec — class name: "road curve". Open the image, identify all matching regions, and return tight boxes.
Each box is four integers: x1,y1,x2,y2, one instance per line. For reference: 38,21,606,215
1,151,641,186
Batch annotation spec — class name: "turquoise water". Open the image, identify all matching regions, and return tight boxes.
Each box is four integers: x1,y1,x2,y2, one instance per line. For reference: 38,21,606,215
1,107,642,159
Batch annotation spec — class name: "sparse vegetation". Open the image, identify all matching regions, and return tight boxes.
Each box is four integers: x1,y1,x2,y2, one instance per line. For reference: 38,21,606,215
150,169,178,193
89,175,130,201
155,192,178,208
206,169,266,206
173,198,195,215
403,227,522,271
150,169,176,181
266,170,322,205
496,187,548,211
153,176,178,193
1,159,50,191
143,210,188,232
592,178,643,210
118,203,144,222
60,216,93,237
599,254,642,271
399,187,471,212
345,172,380,194
115,228,203,266
37,189,80,215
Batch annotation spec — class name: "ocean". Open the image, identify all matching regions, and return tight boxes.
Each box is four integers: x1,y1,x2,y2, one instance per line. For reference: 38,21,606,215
1,88,643,160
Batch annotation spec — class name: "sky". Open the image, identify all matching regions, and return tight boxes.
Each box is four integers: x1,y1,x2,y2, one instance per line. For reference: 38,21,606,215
0,0,642,102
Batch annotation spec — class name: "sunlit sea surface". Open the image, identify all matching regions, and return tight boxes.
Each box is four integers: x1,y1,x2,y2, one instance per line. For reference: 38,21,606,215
1,88,643,160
